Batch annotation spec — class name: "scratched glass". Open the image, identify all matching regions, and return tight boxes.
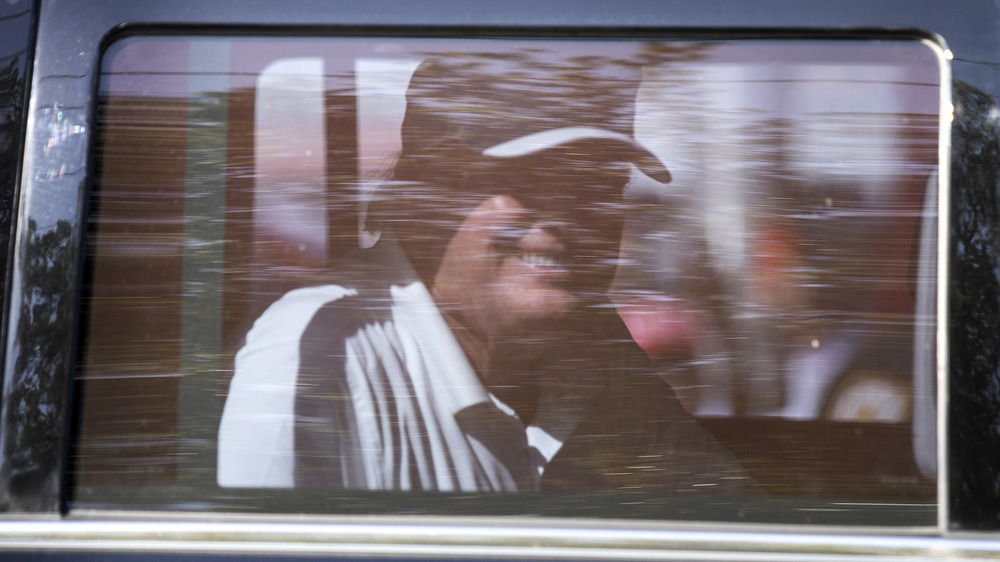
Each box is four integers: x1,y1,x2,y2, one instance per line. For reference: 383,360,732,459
72,36,944,521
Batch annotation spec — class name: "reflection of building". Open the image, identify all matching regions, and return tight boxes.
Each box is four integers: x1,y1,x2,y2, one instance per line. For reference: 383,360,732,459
617,44,940,424
615,71,940,497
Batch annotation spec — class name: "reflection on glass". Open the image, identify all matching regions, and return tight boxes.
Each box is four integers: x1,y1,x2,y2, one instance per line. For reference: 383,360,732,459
3,219,76,509
76,36,943,512
254,57,327,277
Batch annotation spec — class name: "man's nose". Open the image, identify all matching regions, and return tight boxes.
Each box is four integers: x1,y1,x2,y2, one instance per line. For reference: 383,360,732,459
523,220,570,250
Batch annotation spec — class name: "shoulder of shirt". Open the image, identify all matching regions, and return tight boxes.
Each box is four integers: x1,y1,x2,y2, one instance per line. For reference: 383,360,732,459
241,237,421,350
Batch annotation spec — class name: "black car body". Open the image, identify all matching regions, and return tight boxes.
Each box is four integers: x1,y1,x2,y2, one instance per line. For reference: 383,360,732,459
0,0,999,559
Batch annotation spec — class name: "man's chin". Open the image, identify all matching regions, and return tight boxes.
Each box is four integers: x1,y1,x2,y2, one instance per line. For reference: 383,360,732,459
500,284,578,317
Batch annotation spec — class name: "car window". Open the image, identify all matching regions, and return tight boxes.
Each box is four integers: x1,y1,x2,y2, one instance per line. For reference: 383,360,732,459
72,34,946,524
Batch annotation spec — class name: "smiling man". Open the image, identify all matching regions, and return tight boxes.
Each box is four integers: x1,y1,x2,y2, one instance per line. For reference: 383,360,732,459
218,53,753,494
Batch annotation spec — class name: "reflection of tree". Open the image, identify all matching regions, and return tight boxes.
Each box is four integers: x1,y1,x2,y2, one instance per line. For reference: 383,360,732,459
1,219,76,510
949,80,1000,529
0,55,23,303
0,54,24,171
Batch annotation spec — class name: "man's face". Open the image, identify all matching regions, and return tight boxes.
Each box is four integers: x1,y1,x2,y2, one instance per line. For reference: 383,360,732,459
430,161,630,347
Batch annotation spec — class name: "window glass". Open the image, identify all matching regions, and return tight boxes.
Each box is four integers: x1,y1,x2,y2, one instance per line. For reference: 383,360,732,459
74,35,944,523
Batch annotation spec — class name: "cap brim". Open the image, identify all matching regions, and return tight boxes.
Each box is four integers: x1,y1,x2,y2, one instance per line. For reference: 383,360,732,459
482,126,672,183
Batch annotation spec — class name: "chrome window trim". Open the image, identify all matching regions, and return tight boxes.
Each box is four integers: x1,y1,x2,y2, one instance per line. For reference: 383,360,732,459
0,516,996,560
936,42,953,532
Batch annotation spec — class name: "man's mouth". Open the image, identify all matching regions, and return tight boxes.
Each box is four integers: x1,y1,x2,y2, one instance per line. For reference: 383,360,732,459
520,253,563,269
515,252,573,284
493,221,572,280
